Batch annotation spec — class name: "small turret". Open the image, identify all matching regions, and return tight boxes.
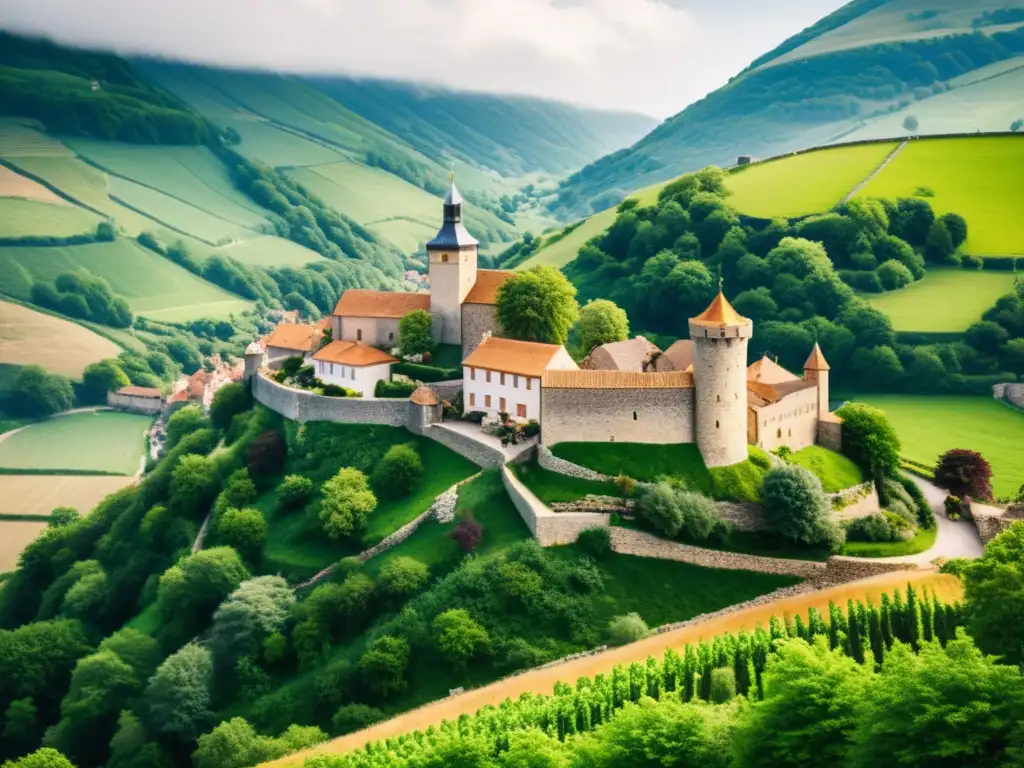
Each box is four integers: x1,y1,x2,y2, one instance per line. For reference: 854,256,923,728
803,342,830,420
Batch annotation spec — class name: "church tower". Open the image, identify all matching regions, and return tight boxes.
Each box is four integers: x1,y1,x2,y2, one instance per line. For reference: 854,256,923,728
689,289,753,468
426,175,478,346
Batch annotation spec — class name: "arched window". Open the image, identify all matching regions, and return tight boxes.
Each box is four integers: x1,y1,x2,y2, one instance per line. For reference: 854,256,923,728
777,429,782,438
716,420,720,429
717,394,721,403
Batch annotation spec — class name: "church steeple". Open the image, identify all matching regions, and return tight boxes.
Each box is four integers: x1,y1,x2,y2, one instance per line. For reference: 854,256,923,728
427,173,478,249
426,172,479,347
443,172,464,223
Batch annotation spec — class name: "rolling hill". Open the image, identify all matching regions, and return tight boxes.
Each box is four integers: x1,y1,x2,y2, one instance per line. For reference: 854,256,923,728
551,0,1024,217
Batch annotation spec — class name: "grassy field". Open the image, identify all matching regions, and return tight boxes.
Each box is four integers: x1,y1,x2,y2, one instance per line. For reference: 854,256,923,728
549,442,770,502
0,474,135,515
790,445,864,492
0,240,252,322
0,120,73,158
213,236,324,268
0,197,102,238
5,155,110,211
864,267,1019,332
851,394,1024,497
856,136,1024,255
843,524,938,558
0,300,120,377
725,141,898,218
511,461,620,505
0,410,151,475
0,164,66,204
0,520,48,572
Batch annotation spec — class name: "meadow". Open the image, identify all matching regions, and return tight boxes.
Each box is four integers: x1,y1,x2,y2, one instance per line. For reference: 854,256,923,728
851,394,1024,497
724,141,898,218
789,445,864,492
0,473,135,516
0,163,65,203
864,267,1019,332
0,300,120,378
856,135,1024,255
4,154,110,211
0,410,152,475
0,197,102,238
0,240,252,321
0,119,73,158
213,236,324,268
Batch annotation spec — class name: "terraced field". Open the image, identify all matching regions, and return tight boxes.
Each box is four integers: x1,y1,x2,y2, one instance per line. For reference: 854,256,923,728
0,120,73,158
213,236,324,267
856,135,1024,255
0,198,102,238
0,240,251,321
0,300,120,377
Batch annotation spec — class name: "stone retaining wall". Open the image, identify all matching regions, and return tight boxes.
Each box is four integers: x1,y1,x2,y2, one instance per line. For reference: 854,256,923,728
430,380,464,403
972,503,1022,544
537,445,609,481
994,382,1024,411
425,424,507,468
253,371,408,426
501,465,612,546
715,501,766,531
823,556,918,582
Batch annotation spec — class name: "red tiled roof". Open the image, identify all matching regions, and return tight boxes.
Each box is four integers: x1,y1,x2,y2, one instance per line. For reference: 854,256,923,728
333,290,429,318
464,270,514,305
263,323,321,353
463,336,568,377
313,341,397,367
116,386,162,399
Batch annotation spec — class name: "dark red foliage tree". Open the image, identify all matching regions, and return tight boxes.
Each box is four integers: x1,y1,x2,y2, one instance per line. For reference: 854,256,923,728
246,430,287,481
449,511,483,553
934,449,993,500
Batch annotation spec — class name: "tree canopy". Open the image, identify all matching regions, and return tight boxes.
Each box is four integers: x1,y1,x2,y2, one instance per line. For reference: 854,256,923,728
496,265,580,345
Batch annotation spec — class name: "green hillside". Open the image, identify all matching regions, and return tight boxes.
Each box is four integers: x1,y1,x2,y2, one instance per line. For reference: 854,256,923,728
551,0,1024,217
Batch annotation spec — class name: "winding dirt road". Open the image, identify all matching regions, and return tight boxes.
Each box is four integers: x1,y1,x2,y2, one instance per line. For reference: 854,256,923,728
263,570,961,767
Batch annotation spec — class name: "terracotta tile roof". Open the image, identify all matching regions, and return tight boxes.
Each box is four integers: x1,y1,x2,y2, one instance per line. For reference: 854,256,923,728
584,336,661,371
804,342,831,371
464,270,514,305
463,336,568,377
116,386,162,399
659,340,694,372
409,386,440,406
168,390,189,403
746,380,782,407
264,323,320,353
820,411,843,424
747,355,800,385
314,317,332,330
543,370,694,389
332,290,429,318
313,341,397,367
690,290,747,327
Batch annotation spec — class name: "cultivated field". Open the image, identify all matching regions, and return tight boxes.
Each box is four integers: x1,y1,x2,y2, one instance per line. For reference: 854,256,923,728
0,520,48,572
0,120,73,158
725,141,899,218
0,300,120,378
0,410,152,475
0,474,135,516
213,236,324,267
0,240,252,322
851,394,1024,497
265,570,962,767
856,135,1024,255
0,164,66,204
0,197,102,238
5,154,110,211
864,267,1019,332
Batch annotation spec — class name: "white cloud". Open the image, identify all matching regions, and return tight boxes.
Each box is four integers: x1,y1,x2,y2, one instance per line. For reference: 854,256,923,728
1,0,845,117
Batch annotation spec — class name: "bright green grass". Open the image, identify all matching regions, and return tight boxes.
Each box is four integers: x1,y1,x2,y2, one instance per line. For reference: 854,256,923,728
9,155,110,212
857,136,1024,255
0,240,251,322
725,141,898,218
843,524,938,558
511,461,620,505
108,175,257,244
212,236,323,268
61,138,270,229
523,207,618,269
790,445,864,492
0,121,73,158
0,410,151,474
864,267,1019,332
851,394,1024,497
0,198,101,238
549,442,771,502
549,546,803,627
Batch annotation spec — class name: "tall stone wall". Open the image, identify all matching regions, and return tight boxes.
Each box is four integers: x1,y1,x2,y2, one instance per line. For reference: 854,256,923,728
424,424,507,468
461,304,501,358
107,392,163,415
541,387,695,446
972,503,1022,544
818,420,842,452
691,331,750,468
252,372,408,426
501,465,612,546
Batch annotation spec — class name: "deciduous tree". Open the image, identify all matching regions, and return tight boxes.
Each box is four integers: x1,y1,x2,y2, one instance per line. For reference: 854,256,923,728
434,609,490,668
496,265,579,345
933,449,993,500
142,643,214,744
399,309,432,356
577,299,629,354
835,403,901,479
319,468,377,539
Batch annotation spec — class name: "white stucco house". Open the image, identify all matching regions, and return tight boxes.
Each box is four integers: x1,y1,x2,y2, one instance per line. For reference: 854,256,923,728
462,335,577,421
312,341,398,398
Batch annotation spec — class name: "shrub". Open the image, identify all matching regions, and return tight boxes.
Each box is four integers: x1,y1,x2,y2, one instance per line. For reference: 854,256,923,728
450,511,483,552
433,608,490,668
374,379,418,398
321,383,355,398
934,449,993,500
897,473,935,528
522,420,541,439
280,356,304,378
761,465,836,549
378,557,429,601
277,474,314,511
847,513,901,543
775,446,793,462
962,254,983,270
246,431,286,480
295,365,317,388
614,474,637,497
877,259,914,291
210,383,250,431
331,704,385,736
944,495,963,520
606,613,650,646
835,403,901,479
677,491,730,544
635,483,684,538
576,527,612,560
462,410,487,424
710,667,737,703
319,468,377,539
371,444,423,499
216,508,268,563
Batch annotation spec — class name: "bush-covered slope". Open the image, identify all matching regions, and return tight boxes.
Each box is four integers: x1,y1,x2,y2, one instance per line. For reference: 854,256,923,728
552,0,1024,217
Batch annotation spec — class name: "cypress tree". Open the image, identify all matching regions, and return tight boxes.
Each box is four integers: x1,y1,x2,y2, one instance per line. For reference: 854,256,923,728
734,640,752,697
628,661,645,703
868,602,885,666
662,648,680,692
794,613,808,640
828,601,842,651
646,656,661,699
784,612,795,638
769,615,784,642
880,593,895,650
905,585,921,651
944,603,960,641
682,645,697,702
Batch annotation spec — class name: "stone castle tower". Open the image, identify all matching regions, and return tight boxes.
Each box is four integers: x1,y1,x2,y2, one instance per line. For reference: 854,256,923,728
689,290,753,468
803,342,830,420
426,176,479,346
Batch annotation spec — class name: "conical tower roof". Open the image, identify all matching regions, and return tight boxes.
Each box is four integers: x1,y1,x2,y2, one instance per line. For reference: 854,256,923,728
803,342,831,371
690,290,747,328
443,173,464,206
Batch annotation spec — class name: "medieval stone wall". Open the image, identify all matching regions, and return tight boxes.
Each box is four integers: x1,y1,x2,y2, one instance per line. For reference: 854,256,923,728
252,371,408,426
994,382,1024,411
461,304,501,358
536,445,609,480
501,465,613,546
752,387,819,452
541,387,695,446
831,482,880,521
818,420,842,452
107,392,163,415
423,423,507,468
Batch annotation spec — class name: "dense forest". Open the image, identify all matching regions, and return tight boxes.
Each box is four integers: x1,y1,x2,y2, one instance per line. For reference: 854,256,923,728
552,24,1024,215
557,166,1024,394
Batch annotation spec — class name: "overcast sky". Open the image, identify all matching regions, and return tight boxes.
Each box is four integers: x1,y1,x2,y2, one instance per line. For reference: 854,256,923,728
3,0,847,118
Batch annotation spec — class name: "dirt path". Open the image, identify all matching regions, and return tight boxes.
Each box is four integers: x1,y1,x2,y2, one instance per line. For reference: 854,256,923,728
841,139,908,203
262,570,961,767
